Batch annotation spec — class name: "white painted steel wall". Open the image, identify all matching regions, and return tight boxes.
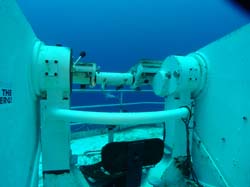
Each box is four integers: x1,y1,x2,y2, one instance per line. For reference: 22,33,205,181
0,0,39,186
193,24,250,187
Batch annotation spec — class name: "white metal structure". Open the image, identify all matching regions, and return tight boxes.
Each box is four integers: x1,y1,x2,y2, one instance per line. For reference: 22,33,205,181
0,0,250,187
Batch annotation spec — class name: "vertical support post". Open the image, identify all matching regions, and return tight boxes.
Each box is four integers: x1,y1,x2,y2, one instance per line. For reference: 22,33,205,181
33,44,72,175
151,54,207,186
119,91,124,112
40,98,71,172
164,95,192,157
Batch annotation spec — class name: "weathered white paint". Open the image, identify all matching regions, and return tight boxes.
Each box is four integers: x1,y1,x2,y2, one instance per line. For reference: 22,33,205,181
2,1,250,186
193,23,250,187
0,0,39,186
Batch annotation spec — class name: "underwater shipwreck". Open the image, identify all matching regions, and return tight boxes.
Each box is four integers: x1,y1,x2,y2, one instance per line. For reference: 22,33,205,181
0,1,250,187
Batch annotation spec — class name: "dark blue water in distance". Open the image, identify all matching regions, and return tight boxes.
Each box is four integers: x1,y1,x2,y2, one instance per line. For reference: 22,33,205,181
17,0,249,131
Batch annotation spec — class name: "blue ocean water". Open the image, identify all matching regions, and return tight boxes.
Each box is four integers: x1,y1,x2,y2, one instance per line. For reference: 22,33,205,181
17,0,249,113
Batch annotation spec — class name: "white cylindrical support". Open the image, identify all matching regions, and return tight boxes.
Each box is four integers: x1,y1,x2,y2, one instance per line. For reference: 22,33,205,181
152,53,207,98
73,64,96,73
51,107,189,125
96,72,134,86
